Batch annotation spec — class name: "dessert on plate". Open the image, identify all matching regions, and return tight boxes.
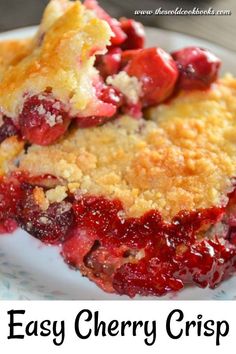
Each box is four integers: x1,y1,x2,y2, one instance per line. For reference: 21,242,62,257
0,0,236,297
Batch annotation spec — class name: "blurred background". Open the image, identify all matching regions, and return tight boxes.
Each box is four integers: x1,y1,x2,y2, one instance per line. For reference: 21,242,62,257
0,0,235,51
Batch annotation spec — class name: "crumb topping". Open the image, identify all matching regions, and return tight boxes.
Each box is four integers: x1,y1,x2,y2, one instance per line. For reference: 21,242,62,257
107,71,142,104
0,136,24,175
46,186,68,203
0,39,32,80
18,77,236,220
45,111,63,127
33,187,49,210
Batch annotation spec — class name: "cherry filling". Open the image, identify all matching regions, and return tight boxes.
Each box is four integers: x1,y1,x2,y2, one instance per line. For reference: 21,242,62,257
120,18,145,51
0,173,236,297
0,174,23,233
96,47,122,79
63,198,233,296
97,45,221,115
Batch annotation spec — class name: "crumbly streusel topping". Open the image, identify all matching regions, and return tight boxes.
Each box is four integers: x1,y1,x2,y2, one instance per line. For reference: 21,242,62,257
19,76,236,220
107,71,142,104
0,137,24,175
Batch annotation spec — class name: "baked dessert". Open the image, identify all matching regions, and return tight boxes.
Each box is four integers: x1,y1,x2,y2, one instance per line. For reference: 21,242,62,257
0,0,236,297
0,39,33,79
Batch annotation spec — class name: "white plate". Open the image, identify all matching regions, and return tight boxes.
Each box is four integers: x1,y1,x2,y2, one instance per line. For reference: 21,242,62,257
0,26,236,300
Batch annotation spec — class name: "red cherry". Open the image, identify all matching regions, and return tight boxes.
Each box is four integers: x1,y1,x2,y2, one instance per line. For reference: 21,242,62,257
84,0,126,46
126,47,179,106
17,184,74,245
121,49,141,68
98,84,123,107
172,46,221,90
96,47,122,79
19,94,71,146
76,85,123,128
120,18,145,50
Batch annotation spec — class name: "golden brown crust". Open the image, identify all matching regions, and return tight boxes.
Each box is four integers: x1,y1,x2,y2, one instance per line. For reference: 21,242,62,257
35,0,73,39
0,0,75,80
0,136,24,175
0,0,111,119
18,76,236,220
0,39,32,79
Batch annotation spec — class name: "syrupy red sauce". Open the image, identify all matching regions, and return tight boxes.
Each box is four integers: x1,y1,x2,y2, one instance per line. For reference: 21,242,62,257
0,172,236,297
